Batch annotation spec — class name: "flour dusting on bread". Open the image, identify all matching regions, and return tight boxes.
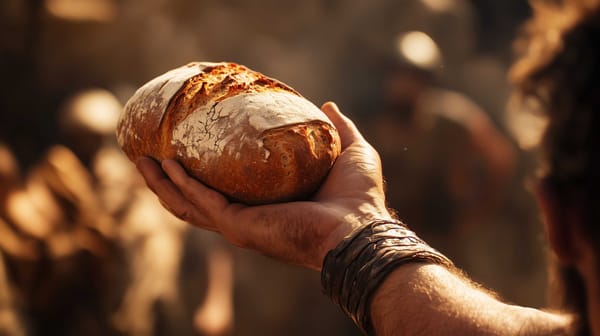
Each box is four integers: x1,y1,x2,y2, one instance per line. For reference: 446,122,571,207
172,91,329,159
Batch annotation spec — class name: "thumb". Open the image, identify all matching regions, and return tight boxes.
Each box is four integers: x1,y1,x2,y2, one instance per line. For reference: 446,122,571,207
320,101,364,150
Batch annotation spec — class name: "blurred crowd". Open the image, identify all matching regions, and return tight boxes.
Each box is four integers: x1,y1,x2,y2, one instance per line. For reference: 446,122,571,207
0,0,550,335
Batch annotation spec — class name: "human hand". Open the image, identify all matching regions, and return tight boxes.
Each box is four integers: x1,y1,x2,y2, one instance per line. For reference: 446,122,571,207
136,102,392,270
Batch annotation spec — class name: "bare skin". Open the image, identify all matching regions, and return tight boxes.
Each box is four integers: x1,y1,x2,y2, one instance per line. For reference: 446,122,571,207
136,102,391,270
137,102,575,335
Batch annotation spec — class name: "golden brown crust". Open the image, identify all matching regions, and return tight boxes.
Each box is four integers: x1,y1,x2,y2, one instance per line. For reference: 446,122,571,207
195,121,340,204
164,63,299,135
117,62,341,204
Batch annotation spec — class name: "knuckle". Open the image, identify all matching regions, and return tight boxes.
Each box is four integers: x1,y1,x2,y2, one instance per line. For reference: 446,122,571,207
165,202,192,222
175,208,192,221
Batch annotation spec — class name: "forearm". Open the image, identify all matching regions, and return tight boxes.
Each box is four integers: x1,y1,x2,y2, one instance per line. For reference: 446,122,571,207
370,263,573,336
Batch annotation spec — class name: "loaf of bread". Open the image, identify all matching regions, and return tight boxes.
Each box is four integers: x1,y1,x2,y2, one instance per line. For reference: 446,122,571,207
116,62,341,204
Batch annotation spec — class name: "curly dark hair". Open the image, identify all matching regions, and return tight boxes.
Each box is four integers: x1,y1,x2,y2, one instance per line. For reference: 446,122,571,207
510,0,600,244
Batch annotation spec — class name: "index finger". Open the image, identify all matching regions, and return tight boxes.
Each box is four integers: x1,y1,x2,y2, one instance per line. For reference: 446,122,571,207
136,156,218,231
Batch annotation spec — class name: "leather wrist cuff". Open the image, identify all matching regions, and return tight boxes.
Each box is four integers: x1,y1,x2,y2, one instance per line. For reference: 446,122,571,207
321,219,453,335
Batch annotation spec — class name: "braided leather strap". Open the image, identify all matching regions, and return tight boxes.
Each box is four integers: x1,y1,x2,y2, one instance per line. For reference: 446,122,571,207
321,219,453,335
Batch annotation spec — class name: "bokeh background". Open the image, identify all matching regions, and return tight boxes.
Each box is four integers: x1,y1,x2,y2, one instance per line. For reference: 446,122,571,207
0,0,550,335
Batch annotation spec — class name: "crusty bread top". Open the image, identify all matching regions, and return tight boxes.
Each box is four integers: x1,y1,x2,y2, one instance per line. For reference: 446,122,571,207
116,62,340,204
117,62,334,160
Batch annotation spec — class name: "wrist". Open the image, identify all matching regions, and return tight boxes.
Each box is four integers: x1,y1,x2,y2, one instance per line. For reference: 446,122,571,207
320,218,453,335
318,209,395,271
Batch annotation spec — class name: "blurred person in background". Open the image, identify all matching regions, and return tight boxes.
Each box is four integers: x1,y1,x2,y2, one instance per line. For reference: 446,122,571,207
138,0,600,334
365,30,516,247
0,91,127,335
362,31,520,291
0,87,235,335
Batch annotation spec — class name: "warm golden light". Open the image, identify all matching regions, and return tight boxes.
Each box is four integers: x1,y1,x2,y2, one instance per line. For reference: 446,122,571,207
396,31,442,70
45,0,117,22
506,98,549,150
5,186,58,239
421,0,457,12
61,89,122,135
